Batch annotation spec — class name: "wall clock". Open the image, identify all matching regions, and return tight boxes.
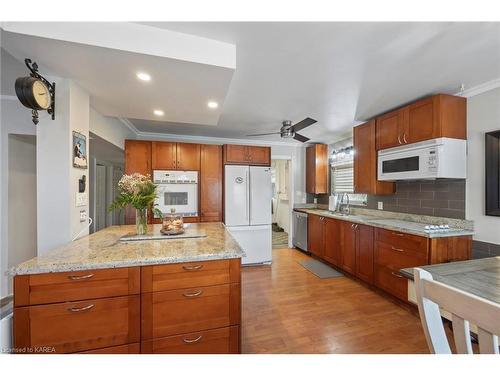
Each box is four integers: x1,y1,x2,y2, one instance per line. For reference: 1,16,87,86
14,58,56,125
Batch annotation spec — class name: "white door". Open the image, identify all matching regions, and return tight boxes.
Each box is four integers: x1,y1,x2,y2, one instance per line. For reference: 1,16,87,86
224,165,250,226
250,167,272,225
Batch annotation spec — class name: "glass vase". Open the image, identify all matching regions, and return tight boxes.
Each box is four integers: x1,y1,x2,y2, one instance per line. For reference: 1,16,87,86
135,208,148,235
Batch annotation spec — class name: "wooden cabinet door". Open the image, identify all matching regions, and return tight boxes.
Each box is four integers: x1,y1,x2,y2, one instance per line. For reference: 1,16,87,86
151,141,176,170
224,145,249,164
306,144,328,194
125,140,152,224
340,221,356,274
406,97,436,144
200,145,222,222
14,295,140,353
355,225,374,284
375,109,405,150
125,140,152,175
248,146,270,166
323,218,341,267
176,143,201,170
354,121,394,195
308,215,324,257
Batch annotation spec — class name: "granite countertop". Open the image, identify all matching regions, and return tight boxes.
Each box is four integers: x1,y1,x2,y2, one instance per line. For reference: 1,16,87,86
9,223,245,276
294,208,474,238
400,257,500,304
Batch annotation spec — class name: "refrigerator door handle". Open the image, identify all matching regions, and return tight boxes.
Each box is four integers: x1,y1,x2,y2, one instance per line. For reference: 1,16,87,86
246,169,250,222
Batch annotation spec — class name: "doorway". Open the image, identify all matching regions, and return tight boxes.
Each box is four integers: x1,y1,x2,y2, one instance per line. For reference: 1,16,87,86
271,159,291,248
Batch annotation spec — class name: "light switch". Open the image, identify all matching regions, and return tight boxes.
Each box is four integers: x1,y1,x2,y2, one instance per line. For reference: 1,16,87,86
76,192,87,207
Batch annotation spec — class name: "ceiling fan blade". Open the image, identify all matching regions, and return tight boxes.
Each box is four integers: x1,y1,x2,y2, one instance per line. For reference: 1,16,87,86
293,133,310,143
291,117,317,132
246,132,281,137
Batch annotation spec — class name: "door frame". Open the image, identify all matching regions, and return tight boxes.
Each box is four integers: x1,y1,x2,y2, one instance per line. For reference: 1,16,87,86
271,155,294,248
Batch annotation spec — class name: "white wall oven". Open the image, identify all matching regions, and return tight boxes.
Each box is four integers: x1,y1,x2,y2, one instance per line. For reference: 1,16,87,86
153,170,198,217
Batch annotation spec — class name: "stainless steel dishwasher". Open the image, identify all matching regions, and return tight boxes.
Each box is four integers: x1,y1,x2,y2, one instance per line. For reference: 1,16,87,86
292,210,308,252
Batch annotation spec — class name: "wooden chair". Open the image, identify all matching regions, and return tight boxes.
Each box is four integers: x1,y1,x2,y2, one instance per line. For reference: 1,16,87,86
414,267,500,354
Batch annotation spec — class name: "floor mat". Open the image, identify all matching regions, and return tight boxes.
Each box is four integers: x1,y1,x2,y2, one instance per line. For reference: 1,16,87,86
272,230,288,247
299,259,344,279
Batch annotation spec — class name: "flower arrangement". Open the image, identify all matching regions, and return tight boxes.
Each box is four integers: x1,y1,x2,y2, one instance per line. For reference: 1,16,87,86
109,173,162,234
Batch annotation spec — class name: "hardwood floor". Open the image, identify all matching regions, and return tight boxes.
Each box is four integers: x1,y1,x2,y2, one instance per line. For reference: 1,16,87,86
241,248,430,354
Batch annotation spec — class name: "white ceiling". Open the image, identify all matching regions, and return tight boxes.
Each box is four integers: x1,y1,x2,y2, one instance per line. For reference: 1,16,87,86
2,22,500,143
135,22,500,142
1,23,235,125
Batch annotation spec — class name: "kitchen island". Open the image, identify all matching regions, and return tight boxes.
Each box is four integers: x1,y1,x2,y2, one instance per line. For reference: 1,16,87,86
10,223,244,354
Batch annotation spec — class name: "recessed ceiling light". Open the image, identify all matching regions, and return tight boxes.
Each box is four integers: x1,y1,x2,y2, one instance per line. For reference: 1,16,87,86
207,101,219,109
137,72,151,81
153,109,164,116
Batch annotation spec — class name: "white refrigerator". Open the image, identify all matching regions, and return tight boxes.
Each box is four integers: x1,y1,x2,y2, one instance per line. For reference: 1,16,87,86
224,165,272,265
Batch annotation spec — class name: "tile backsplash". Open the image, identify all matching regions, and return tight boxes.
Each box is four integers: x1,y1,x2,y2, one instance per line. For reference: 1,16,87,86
366,179,466,219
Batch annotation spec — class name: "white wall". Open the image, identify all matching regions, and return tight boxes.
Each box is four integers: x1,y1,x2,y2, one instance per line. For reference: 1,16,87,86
466,86,500,245
90,108,135,149
37,78,90,254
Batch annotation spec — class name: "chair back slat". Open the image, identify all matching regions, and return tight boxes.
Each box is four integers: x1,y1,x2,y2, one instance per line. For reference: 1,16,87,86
478,328,500,354
451,314,473,354
414,268,500,355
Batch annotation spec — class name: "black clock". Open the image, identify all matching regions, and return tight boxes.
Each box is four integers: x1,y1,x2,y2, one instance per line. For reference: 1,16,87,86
14,59,55,125
15,76,51,111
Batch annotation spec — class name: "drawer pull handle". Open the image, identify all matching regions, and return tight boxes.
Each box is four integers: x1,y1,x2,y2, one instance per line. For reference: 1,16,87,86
183,335,203,344
183,265,203,271
391,232,404,237
183,290,203,298
68,304,94,312
391,246,404,253
391,272,403,278
68,274,94,280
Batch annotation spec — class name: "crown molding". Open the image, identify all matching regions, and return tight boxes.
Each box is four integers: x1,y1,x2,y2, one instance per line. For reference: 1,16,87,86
455,78,500,98
118,117,141,134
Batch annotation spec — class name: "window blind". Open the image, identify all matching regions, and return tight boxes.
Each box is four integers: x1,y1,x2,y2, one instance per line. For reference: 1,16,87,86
332,161,354,193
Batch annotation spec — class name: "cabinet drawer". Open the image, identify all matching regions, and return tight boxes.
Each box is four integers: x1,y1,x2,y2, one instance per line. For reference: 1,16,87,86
141,259,240,293
142,283,240,339
374,265,408,301
14,295,140,353
141,326,239,354
14,268,140,307
375,242,428,270
375,228,428,255
79,343,140,354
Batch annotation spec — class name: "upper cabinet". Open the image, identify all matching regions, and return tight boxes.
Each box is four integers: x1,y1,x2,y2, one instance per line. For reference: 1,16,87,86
223,144,271,166
152,141,200,170
376,94,466,150
306,144,328,194
353,120,394,195
125,140,152,176
200,144,223,222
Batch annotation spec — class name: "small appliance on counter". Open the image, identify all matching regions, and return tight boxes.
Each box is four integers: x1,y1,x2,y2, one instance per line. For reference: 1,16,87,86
153,170,198,217
378,137,466,181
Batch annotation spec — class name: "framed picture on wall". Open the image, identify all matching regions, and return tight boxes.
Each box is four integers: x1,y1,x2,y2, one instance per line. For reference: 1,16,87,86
485,129,500,216
72,131,88,169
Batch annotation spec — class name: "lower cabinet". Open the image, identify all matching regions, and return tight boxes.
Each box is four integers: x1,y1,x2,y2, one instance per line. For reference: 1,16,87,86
304,213,471,303
141,326,239,354
13,259,241,354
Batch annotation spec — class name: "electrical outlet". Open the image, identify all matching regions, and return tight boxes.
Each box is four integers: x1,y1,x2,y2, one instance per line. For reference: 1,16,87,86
377,201,384,210
313,197,318,204
79,210,87,222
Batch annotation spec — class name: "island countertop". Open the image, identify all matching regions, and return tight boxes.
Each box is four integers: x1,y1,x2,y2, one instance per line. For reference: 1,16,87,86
9,223,245,276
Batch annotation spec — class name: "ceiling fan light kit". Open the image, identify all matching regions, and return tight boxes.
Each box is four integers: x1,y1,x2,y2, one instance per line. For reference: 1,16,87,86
246,117,317,142
14,58,56,125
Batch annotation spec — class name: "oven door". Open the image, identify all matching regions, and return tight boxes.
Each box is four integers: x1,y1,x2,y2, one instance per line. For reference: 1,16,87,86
155,183,198,217
378,146,437,181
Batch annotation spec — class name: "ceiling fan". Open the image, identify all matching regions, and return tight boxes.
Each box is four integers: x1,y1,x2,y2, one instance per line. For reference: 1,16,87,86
246,117,317,143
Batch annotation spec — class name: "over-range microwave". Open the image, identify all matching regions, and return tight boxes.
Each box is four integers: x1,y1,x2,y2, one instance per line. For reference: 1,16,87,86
377,137,466,181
